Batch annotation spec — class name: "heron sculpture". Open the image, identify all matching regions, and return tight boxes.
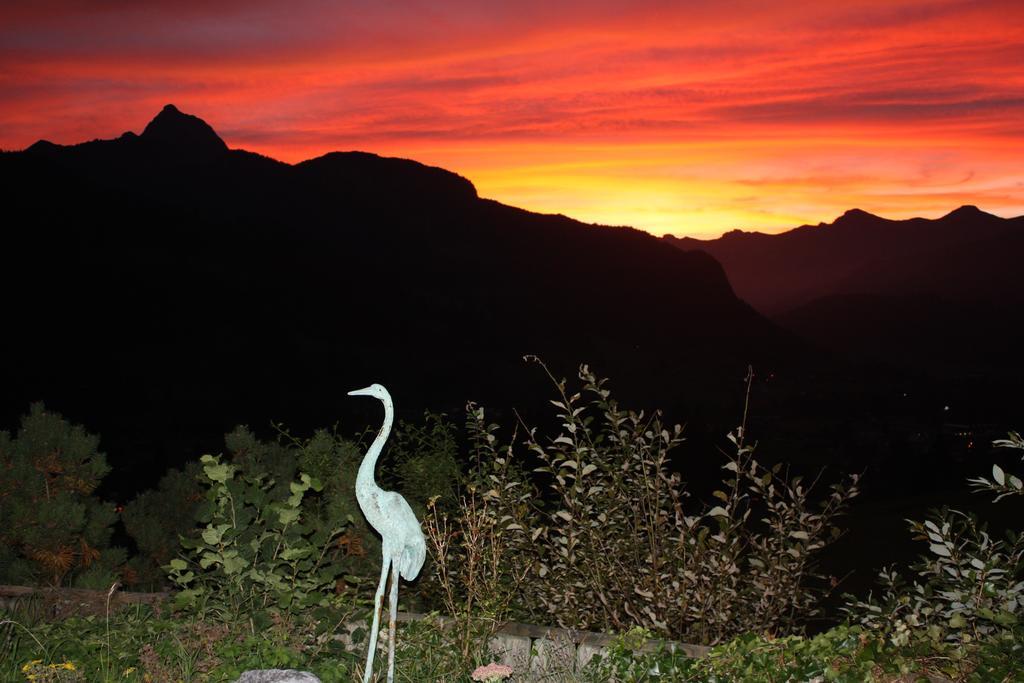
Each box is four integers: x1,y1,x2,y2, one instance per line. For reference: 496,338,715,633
348,383,426,683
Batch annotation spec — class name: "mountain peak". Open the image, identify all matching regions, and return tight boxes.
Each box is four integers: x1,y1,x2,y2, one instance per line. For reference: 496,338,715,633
834,208,877,223
141,104,227,156
942,204,991,220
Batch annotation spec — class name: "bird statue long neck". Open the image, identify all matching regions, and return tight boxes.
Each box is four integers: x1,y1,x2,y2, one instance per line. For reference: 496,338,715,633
356,393,393,494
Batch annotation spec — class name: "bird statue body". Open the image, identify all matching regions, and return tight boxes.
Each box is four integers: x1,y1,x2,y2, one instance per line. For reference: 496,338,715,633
348,383,426,683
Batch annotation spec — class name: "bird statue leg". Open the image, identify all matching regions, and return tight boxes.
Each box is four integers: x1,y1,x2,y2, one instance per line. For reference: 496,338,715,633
363,555,391,683
387,561,400,683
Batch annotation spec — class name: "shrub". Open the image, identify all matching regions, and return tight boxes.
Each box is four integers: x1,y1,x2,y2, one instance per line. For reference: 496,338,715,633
430,359,859,644
422,451,529,662
844,430,1024,663
0,403,123,587
120,462,203,590
164,454,349,622
225,424,381,586
388,411,463,513
970,431,1024,500
583,623,1023,682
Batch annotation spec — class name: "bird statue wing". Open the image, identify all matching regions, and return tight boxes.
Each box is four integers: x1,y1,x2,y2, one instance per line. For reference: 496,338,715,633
381,490,427,581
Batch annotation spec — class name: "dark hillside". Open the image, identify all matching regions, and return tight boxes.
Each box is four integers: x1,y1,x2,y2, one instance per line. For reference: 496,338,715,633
0,105,793,497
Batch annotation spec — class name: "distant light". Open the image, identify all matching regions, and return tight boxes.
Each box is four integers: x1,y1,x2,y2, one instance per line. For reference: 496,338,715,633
944,406,950,411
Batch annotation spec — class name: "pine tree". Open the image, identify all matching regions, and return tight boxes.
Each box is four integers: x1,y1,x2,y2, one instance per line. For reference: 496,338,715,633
0,403,121,586
120,462,202,589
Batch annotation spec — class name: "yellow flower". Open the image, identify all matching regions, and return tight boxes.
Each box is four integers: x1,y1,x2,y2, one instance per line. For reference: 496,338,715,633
124,667,137,676
61,661,77,670
22,660,43,672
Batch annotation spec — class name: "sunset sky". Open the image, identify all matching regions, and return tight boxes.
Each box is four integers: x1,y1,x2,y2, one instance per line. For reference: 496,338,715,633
2,1,1022,238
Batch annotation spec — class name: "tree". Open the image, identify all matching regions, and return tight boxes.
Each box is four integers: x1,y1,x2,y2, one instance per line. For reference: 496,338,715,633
0,403,122,587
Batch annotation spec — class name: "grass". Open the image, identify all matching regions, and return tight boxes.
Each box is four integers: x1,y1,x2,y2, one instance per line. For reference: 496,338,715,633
2,597,1020,682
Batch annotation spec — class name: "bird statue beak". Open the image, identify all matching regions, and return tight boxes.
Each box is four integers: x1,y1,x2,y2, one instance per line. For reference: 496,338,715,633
348,386,374,397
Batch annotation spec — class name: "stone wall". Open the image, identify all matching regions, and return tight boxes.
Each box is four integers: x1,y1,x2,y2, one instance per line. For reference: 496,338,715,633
0,584,170,619
335,612,710,681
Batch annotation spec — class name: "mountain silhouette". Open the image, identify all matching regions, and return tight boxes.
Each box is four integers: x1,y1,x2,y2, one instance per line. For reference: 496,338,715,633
141,104,228,156
665,206,1024,315
664,207,1024,373
0,105,795,495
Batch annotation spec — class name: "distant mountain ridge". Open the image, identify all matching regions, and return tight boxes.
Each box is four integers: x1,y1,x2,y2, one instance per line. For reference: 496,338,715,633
664,206,1024,372
1,105,792,493
665,205,1024,315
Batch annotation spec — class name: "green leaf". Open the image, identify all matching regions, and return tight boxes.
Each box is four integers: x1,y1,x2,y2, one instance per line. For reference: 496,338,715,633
199,528,228,548
223,555,248,575
278,507,301,525
993,463,1006,486
281,547,313,561
203,460,233,484
993,611,1018,626
173,589,202,609
169,558,188,571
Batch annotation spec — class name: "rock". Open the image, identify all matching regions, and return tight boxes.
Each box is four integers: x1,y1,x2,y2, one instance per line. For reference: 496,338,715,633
488,632,531,671
529,631,575,678
233,670,321,683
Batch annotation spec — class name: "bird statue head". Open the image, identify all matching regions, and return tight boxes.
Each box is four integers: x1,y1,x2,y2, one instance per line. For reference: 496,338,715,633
347,383,389,401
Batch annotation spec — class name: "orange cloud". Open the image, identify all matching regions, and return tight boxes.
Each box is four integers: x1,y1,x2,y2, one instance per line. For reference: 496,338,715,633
2,0,1022,237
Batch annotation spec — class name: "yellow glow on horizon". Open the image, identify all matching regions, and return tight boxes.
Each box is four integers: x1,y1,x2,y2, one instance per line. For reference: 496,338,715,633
328,136,1024,238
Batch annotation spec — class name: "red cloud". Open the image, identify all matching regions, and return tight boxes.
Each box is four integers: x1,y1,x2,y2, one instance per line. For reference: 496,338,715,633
2,0,1021,236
